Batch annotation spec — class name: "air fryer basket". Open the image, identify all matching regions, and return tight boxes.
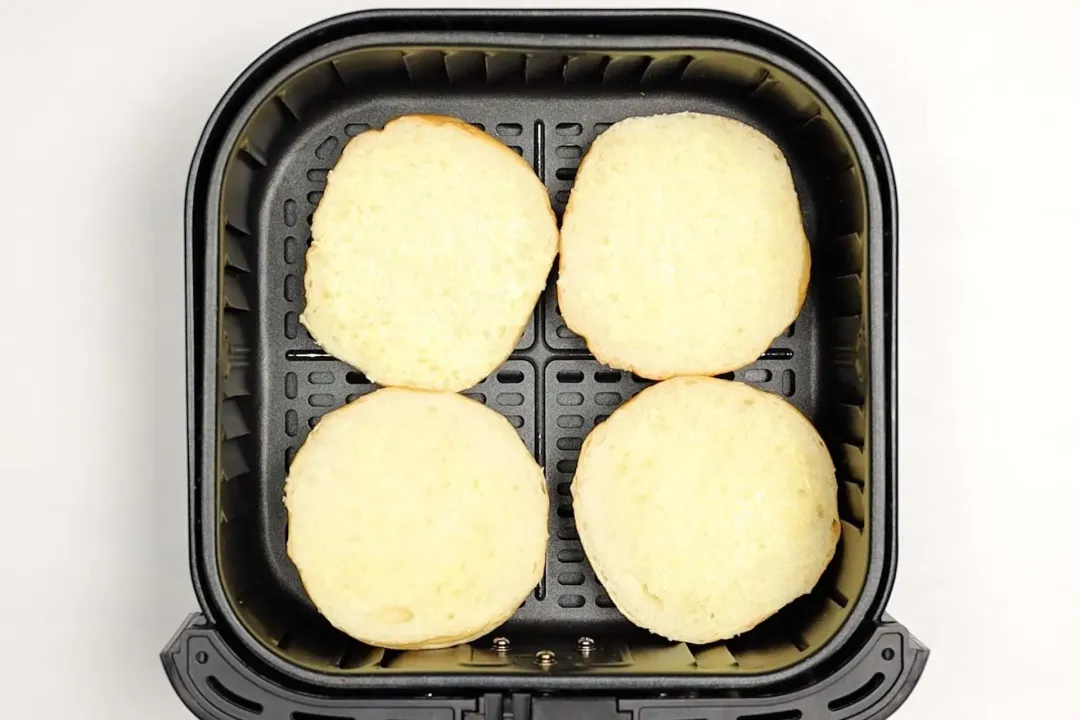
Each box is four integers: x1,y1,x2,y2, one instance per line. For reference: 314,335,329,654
165,9,925,720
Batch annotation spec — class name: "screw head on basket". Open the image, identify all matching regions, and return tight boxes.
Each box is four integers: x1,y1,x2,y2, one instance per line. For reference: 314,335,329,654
492,637,510,652
535,650,556,667
576,636,596,653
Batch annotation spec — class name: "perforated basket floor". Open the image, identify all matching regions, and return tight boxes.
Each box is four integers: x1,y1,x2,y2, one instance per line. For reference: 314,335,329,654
252,93,824,638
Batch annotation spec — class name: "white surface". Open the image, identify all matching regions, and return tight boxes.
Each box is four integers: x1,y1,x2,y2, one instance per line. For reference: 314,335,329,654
0,0,1076,717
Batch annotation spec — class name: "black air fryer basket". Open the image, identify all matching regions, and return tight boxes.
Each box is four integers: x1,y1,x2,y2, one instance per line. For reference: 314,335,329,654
164,10,926,720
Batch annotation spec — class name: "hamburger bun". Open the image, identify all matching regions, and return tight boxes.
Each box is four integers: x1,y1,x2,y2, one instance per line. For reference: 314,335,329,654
558,112,809,379
285,388,548,649
303,114,558,391
572,377,839,643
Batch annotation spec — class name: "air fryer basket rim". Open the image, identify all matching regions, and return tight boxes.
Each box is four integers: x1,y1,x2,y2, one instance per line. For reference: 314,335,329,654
183,8,899,692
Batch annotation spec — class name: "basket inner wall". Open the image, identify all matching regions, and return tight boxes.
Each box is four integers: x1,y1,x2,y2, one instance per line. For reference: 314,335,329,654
213,45,871,676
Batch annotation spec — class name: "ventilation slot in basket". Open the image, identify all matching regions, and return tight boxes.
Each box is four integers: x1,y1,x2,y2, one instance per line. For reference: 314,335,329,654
206,676,263,715
827,672,886,711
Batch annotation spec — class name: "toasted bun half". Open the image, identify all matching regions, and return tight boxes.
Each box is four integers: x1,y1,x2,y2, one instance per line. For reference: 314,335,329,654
285,388,548,649
572,377,839,643
558,112,810,379
303,115,558,391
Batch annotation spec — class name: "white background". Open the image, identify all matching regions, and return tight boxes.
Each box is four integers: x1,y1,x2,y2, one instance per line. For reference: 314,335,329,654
0,0,1076,717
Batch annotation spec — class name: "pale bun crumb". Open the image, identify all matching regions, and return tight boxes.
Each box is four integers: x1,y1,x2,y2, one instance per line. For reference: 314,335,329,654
303,114,557,391
285,388,548,649
558,112,810,379
572,377,839,644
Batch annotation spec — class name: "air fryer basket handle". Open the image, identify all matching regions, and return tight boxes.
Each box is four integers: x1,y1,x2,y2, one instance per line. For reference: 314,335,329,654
162,614,927,720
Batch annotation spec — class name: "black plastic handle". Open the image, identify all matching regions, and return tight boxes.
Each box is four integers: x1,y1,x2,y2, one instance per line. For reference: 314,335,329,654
162,614,927,720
